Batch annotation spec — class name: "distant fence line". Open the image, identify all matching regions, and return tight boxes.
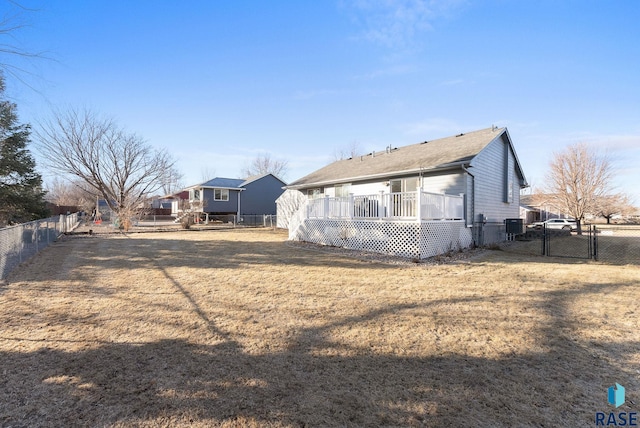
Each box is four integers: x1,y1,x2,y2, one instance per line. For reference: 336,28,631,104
200,214,277,228
0,213,80,280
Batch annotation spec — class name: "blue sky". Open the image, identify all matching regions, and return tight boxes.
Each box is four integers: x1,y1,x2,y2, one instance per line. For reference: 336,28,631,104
3,0,639,202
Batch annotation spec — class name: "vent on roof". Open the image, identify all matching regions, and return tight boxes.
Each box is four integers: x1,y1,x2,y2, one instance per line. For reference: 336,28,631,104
456,133,465,137
421,141,429,144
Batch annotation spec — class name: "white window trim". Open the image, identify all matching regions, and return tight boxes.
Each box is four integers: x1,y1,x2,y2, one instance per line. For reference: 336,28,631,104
190,189,201,202
214,188,229,201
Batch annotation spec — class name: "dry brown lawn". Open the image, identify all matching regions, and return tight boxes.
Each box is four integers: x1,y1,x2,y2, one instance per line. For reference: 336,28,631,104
0,227,638,427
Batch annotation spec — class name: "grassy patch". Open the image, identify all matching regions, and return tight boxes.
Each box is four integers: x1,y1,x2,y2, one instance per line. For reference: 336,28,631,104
1,229,638,426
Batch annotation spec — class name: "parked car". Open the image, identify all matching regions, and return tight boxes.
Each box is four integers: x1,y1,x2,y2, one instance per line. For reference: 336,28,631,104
530,218,577,231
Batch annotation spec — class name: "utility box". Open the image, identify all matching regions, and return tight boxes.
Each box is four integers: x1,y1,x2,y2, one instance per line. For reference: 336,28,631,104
505,218,524,235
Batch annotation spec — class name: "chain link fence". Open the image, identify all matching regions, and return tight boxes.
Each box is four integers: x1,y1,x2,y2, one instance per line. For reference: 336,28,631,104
501,223,640,264
0,213,80,280
234,214,277,228
593,225,640,264
545,225,595,259
199,214,277,228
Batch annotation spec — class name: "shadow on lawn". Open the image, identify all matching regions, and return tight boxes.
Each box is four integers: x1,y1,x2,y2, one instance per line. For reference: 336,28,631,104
77,236,397,273
2,232,639,426
1,282,638,427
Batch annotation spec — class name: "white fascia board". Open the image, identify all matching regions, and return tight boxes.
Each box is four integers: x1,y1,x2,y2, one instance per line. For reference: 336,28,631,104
286,162,466,190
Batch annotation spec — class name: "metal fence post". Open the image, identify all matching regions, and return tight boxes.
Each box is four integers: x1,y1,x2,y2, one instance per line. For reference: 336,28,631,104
593,225,598,261
18,224,23,263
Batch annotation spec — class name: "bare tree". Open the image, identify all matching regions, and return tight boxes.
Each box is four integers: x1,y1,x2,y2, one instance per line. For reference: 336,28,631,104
159,166,184,196
200,166,216,183
241,153,288,179
332,140,363,161
543,143,613,234
594,193,635,224
36,108,179,225
0,3,49,89
45,177,99,212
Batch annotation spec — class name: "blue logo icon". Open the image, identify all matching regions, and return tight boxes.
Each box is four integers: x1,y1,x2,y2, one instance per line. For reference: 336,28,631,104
608,383,625,408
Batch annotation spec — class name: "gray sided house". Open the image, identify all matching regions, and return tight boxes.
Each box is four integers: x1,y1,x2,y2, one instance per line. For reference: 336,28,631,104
181,174,286,217
280,127,528,257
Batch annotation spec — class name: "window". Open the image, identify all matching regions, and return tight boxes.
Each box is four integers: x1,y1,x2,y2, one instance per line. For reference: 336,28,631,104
508,175,514,203
503,141,513,203
214,188,229,201
307,188,323,199
390,177,418,193
189,189,200,201
335,183,351,198
405,177,418,192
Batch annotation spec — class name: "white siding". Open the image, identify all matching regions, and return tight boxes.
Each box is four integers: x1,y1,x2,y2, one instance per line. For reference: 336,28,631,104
421,172,465,195
326,174,465,198
327,181,387,197
470,134,521,223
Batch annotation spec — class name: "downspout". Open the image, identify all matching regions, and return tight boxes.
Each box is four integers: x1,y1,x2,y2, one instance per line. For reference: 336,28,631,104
237,190,241,218
461,164,475,227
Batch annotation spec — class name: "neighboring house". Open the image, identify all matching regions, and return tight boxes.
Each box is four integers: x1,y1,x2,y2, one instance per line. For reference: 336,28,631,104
176,174,286,217
152,191,189,210
280,127,528,257
46,203,80,216
519,194,573,225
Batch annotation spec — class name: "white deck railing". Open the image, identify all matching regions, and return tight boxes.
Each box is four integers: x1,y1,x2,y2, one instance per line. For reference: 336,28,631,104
306,191,464,221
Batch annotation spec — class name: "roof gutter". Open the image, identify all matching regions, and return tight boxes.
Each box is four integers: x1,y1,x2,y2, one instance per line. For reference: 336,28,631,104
184,185,245,191
285,161,469,190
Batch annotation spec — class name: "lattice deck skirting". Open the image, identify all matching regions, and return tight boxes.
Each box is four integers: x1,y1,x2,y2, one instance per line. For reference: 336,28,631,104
292,219,473,259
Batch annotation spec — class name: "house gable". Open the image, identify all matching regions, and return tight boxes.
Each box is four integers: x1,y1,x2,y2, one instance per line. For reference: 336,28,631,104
469,130,527,222
239,174,287,215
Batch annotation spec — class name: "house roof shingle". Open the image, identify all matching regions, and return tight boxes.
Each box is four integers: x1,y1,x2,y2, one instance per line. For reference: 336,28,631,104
187,177,245,189
287,127,509,189
185,174,287,190
240,173,286,187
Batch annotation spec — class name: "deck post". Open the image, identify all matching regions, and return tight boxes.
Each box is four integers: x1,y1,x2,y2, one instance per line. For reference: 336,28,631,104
348,193,354,219
324,194,329,219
